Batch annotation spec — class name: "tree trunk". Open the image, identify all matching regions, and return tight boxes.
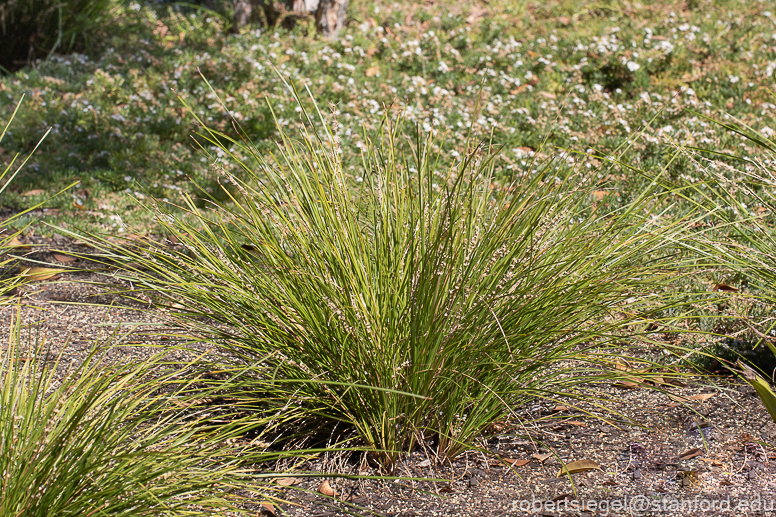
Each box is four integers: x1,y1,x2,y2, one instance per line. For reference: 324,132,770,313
315,0,348,38
232,0,252,33
232,0,348,37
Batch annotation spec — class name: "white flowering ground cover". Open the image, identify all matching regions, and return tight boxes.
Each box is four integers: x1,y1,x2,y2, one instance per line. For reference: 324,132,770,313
0,0,775,234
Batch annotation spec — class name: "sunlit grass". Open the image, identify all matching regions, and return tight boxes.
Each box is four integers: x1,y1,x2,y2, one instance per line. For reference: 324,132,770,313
82,81,705,472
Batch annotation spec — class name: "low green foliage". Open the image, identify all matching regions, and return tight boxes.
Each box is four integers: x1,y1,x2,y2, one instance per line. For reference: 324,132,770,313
0,0,774,235
97,85,697,471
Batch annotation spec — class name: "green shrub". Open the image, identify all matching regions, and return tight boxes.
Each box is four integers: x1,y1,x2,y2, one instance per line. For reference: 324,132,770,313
0,0,122,73
100,87,692,472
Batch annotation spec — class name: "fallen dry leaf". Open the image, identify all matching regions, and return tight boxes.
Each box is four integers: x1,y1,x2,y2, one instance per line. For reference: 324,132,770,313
552,405,570,412
22,267,66,281
318,480,336,497
503,458,530,467
5,236,29,249
687,392,717,402
259,502,276,516
701,458,723,466
417,458,432,468
52,253,77,263
679,448,703,460
557,459,600,477
532,453,552,463
466,5,487,24
557,16,572,25
602,478,619,486
23,189,45,197
612,380,640,389
365,66,380,77
274,477,302,486
537,91,557,99
668,392,716,403
713,283,738,292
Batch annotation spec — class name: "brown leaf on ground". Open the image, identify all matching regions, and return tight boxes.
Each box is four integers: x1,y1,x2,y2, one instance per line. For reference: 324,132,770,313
668,392,716,403
275,477,302,486
417,459,432,468
5,236,29,249
466,5,487,24
713,283,738,292
557,459,601,477
612,380,640,389
23,189,45,196
532,453,552,463
318,480,336,497
365,66,380,77
679,448,703,460
687,392,717,401
259,502,276,516
503,458,530,467
52,253,77,263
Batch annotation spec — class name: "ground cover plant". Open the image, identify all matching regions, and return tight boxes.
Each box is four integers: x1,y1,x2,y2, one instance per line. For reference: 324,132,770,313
87,83,706,473
0,0,775,236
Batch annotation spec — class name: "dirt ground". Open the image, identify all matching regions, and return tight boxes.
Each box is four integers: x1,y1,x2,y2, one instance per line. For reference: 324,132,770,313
2,239,776,517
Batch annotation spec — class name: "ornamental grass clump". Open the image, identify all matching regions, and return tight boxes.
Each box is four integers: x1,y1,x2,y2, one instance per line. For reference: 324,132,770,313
104,88,691,471
0,312,277,516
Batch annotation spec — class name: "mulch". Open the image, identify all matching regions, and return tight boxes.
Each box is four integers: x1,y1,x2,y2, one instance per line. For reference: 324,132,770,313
2,236,775,517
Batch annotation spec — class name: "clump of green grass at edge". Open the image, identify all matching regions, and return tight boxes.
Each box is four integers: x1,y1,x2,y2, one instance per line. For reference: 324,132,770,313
676,110,776,424
98,78,699,473
1,313,287,516
1,99,302,515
